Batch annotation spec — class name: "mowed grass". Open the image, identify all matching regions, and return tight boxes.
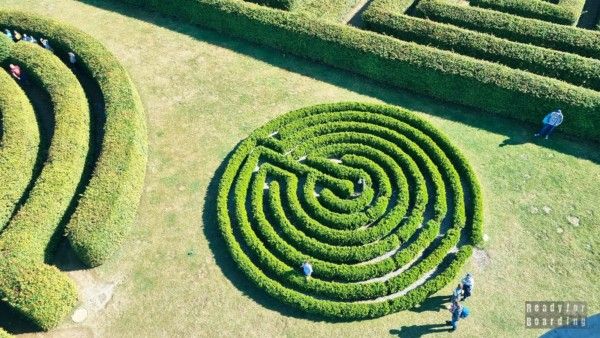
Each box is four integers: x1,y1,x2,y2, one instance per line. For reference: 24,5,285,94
291,0,362,22
0,0,599,337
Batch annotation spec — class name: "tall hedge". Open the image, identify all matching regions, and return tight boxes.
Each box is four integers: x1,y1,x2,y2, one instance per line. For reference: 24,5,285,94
246,0,298,10
416,0,600,60
470,0,585,25
0,68,39,230
363,1,600,91
116,0,600,141
0,41,88,330
0,11,149,268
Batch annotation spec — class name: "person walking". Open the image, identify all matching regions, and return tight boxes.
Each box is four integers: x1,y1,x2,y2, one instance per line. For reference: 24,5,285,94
535,109,564,140
446,300,463,331
68,51,77,68
451,283,463,303
461,273,474,300
301,261,313,281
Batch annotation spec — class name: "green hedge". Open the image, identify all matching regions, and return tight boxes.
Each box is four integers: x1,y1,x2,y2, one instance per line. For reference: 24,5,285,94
0,34,9,60
116,0,600,142
0,41,88,330
246,0,298,10
215,102,482,318
416,0,600,60
363,4,600,91
0,328,10,338
470,0,585,25
0,68,39,230
0,11,149,268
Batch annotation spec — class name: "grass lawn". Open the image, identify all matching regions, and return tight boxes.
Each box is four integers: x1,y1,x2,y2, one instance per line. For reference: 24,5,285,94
0,0,599,337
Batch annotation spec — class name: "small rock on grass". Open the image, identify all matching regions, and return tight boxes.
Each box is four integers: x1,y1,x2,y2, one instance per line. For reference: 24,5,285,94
567,215,580,227
72,307,88,323
542,206,551,214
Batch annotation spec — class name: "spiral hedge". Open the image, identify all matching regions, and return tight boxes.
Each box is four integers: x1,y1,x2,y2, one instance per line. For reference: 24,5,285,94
216,102,483,319
0,10,147,331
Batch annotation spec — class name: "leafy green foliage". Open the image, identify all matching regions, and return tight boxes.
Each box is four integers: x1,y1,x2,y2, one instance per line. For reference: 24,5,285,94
116,0,600,142
416,0,600,59
246,0,298,10
215,102,482,318
0,70,39,230
0,41,88,330
0,10,148,268
363,4,600,91
469,0,585,25
0,10,147,331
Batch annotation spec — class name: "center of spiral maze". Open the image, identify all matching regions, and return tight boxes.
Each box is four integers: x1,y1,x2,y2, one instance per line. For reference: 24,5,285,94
216,102,483,319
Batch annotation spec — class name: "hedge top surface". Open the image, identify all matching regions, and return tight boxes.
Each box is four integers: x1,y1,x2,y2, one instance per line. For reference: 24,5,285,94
0,69,39,231
215,102,482,319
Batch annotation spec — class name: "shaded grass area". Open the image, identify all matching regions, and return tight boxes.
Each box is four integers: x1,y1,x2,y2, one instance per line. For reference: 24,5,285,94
0,1,597,337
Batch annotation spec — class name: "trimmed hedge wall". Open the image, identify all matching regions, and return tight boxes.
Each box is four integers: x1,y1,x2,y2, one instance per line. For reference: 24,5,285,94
470,0,585,25
362,3,600,91
0,68,39,230
416,0,600,60
0,41,88,330
0,11,149,268
215,102,482,318
246,0,298,10
116,0,600,142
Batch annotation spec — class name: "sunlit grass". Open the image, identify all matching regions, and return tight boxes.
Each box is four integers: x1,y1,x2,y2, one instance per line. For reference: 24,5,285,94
0,0,598,337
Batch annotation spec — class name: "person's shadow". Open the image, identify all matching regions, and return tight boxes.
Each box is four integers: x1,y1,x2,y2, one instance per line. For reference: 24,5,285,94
409,295,450,313
499,133,531,147
390,323,451,337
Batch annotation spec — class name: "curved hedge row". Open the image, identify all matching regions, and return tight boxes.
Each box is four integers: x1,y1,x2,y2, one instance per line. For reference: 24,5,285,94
0,41,88,330
469,0,584,26
216,102,483,318
0,11,149,268
116,0,600,142
363,5,600,91
0,68,39,230
416,0,600,60
0,10,148,331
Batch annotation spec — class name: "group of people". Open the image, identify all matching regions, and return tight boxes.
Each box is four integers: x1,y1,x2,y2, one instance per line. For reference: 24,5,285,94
3,28,78,82
445,273,474,332
4,28,53,51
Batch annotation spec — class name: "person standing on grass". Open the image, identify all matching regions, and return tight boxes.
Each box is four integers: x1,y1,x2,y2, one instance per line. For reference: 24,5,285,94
301,261,313,281
446,300,463,331
535,109,563,140
451,283,463,303
461,273,474,300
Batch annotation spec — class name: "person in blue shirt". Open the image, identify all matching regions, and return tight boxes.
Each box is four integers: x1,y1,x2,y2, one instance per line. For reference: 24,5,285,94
535,109,564,140
445,300,470,331
301,261,313,281
4,29,12,40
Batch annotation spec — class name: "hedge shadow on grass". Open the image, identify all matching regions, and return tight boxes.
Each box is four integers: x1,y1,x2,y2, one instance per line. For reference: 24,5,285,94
78,0,600,165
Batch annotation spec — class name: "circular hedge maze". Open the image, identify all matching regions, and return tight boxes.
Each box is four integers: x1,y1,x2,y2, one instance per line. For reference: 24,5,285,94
0,11,147,331
217,102,483,320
